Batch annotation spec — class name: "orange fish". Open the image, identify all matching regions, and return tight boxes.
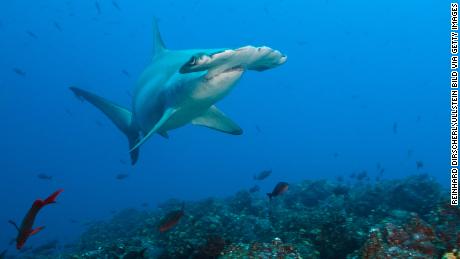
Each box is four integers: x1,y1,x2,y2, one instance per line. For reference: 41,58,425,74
9,189,63,249
158,203,184,232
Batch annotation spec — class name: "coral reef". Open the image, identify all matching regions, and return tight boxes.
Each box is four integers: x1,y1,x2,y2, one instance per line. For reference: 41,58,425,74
14,174,458,258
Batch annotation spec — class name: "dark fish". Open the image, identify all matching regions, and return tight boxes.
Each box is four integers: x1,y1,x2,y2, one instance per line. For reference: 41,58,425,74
119,159,128,165
336,175,344,182
249,185,260,193
95,1,101,15
9,189,63,249
141,202,149,207
116,174,128,180
13,68,26,76
123,248,147,259
267,182,289,200
333,152,339,159
37,173,52,181
111,0,121,11
356,170,368,181
64,108,73,117
393,122,398,134
53,21,62,32
416,115,421,123
297,40,308,46
350,172,356,179
407,149,413,158
159,203,184,232
255,125,262,133
0,250,6,259
254,169,271,180
69,219,78,224
416,161,424,170
26,30,38,39
121,69,131,78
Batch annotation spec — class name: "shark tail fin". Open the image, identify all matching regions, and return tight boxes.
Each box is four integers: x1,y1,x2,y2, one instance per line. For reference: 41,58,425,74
69,86,140,165
153,18,167,57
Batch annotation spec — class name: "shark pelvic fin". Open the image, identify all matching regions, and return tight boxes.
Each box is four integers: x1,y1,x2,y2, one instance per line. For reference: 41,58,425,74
153,18,167,57
192,106,243,135
130,108,176,152
69,87,141,165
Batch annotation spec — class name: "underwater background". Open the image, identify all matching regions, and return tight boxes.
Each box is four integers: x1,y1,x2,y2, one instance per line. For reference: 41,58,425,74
0,0,450,258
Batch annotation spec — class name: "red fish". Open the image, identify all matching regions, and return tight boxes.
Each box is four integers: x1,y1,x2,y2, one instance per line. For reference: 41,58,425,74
9,189,63,249
158,203,184,233
267,182,289,200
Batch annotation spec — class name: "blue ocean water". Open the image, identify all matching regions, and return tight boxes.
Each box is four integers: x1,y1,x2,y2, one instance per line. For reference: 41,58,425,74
0,0,447,255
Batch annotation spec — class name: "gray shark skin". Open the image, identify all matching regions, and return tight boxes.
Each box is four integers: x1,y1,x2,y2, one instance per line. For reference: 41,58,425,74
70,20,287,165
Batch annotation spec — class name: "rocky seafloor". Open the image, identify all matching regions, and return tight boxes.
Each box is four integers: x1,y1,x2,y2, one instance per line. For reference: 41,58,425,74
12,174,460,258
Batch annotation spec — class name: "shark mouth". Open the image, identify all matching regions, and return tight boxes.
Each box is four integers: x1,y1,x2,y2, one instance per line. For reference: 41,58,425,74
204,65,244,80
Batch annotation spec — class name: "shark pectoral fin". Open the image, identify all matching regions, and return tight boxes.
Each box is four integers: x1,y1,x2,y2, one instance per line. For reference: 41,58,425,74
158,131,169,139
69,87,140,165
192,106,243,135
130,108,176,152
29,226,45,236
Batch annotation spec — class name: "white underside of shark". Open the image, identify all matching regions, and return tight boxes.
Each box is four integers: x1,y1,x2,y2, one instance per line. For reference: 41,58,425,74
70,20,287,165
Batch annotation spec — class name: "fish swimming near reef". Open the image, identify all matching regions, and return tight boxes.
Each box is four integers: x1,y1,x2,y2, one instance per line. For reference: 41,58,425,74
159,203,185,232
116,173,129,180
267,182,288,200
254,170,272,180
70,19,286,165
416,160,424,170
13,68,26,77
122,248,147,259
9,189,63,249
37,173,52,181
249,185,260,193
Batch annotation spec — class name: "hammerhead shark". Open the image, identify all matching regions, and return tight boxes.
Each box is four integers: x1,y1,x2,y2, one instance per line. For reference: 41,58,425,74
70,20,287,165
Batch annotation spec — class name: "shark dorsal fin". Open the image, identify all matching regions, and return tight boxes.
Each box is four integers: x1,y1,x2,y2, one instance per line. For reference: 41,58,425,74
153,18,167,57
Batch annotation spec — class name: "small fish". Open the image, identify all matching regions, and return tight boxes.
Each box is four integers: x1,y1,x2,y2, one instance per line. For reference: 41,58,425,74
123,248,147,259
119,159,128,165
26,30,38,39
141,202,149,207
64,108,73,117
356,170,368,181
9,189,63,249
254,170,272,181
296,40,308,46
267,182,288,200
158,203,185,232
111,0,121,11
121,69,131,78
69,219,78,224
53,21,62,32
13,68,26,77
255,125,262,133
416,161,424,170
393,122,398,134
249,185,260,193
37,173,52,181
95,1,101,15
333,152,339,159
116,174,128,180
416,115,422,123
336,175,344,182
